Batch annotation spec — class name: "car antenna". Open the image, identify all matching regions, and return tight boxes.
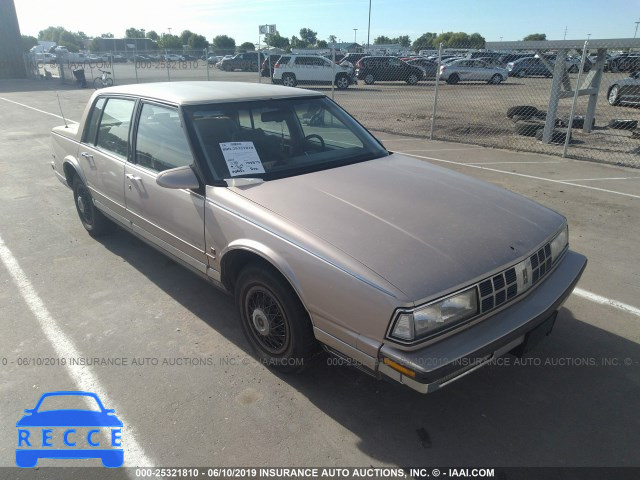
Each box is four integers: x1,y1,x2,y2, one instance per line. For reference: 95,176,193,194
56,92,68,128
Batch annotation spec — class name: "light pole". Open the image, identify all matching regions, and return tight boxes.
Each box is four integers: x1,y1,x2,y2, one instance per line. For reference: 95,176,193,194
367,0,371,50
635,20,640,38
354,28,358,44
168,27,172,36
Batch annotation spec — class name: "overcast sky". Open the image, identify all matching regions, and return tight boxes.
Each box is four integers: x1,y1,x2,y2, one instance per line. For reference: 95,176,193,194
14,0,639,45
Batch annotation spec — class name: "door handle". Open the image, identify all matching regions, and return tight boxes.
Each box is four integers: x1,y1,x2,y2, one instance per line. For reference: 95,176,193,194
125,174,142,181
81,152,95,168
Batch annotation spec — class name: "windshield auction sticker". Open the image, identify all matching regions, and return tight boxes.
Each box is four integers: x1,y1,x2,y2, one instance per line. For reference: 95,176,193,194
220,142,265,176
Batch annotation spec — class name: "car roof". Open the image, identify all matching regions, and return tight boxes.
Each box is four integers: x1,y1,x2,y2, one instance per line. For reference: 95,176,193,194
98,81,322,105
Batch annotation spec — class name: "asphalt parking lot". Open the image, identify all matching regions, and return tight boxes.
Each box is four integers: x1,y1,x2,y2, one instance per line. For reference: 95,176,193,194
42,62,640,167
0,80,638,475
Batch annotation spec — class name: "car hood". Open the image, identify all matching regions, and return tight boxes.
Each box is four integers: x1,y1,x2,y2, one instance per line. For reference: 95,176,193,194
231,153,564,301
16,410,122,427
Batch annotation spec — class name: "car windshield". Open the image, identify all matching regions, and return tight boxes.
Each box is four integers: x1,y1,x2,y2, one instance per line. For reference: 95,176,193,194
184,97,389,182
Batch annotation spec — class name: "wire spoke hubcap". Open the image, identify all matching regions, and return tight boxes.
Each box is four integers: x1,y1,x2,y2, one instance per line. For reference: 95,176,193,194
245,287,290,355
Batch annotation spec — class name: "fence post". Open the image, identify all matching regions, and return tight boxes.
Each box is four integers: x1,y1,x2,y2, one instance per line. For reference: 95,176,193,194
331,47,336,100
429,42,443,140
166,49,170,81
109,52,116,85
563,40,589,157
133,45,139,83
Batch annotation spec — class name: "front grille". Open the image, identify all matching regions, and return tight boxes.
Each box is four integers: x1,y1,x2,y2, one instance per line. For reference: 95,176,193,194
478,241,554,315
479,267,517,314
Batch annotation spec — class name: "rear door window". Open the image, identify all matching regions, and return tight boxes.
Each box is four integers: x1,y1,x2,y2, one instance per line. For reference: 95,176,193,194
95,98,135,158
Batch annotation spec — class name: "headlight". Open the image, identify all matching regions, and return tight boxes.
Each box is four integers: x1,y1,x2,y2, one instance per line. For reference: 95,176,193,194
550,224,568,262
390,287,478,342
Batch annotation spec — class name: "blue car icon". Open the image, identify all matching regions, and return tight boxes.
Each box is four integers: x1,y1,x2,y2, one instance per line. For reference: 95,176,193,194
16,391,123,468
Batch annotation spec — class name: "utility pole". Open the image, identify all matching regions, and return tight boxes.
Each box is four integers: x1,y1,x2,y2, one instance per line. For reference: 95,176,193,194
563,26,567,40
354,28,358,44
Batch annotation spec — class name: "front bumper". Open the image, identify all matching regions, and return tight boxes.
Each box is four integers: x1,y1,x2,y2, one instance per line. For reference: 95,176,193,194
378,249,587,393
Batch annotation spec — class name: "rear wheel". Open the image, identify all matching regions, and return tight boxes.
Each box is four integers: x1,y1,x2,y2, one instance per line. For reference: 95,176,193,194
72,176,113,236
489,74,503,84
446,73,459,84
235,264,318,372
364,73,375,85
282,73,297,87
406,73,419,85
335,73,350,90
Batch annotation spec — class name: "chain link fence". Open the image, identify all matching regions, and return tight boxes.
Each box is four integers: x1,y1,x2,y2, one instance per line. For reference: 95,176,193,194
24,40,640,168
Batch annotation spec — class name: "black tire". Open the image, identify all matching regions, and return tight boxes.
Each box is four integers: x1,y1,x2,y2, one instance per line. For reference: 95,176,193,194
235,264,318,372
93,77,104,89
567,115,595,129
608,119,638,130
406,73,419,85
72,176,113,237
535,128,571,144
608,85,620,106
335,73,350,90
282,73,297,87
364,73,375,85
515,120,545,137
568,65,578,73
507,105,538,119
489,74,503,85
516,69,526,78
446,74,459,84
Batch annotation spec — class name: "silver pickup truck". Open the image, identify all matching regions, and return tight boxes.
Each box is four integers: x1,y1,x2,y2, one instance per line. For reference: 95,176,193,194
50,81,587,393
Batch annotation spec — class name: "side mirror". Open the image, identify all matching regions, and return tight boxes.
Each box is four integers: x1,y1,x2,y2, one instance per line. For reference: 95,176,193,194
156,166,200,190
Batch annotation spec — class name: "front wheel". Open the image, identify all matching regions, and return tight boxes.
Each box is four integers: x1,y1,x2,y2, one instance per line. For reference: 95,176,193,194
608,85,620,106
236,265,318,372
104,77,113,87
446,74,459,84
72,176,113,237
364,73,375,85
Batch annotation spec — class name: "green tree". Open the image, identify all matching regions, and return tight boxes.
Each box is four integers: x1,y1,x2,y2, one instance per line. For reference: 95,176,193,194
100,32,114,38
412,32,437,51
180,30,194,45
212,35,236,50
434,31,485,49
146,30,159,41
328,35,337,44
374,35,392,44
290,35,307,49
264,31,290,49
523,33,546,41
468,33,486,48
38,26,84,51
125,27,145,38
188,33,208,49
238,41,255,51
317,40,328,48
21,35,38,52
158,34,182,49
299,28,317,45
396,35,411,47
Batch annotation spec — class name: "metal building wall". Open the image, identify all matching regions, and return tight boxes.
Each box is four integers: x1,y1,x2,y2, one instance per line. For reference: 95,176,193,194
0,0,27,79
